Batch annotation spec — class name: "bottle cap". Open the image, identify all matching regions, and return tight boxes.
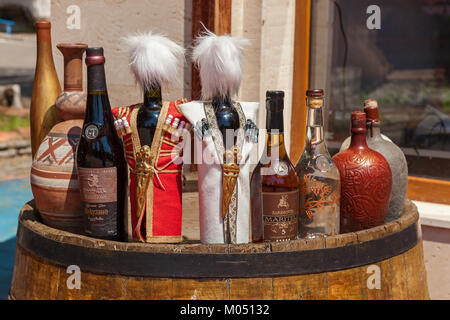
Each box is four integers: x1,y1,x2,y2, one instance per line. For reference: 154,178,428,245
266,90,284,112
351,111,367,134
36,20,51,29
266,91,284,99
306,89,324,97
35,20,52,42
85,47,105,66
306,89,324,109
363,99,380,122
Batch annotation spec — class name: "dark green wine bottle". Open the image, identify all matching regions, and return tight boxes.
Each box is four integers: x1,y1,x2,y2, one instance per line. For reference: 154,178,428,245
137,86,162,146
212,95,240,148
76,47,127,241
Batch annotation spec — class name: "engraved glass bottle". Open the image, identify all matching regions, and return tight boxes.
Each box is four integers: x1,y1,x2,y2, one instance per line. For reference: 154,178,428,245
295,89,340,238
251,91,300,243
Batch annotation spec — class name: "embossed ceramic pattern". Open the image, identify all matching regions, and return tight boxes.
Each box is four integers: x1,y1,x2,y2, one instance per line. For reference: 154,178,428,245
339,99,408,222
332,111,392,233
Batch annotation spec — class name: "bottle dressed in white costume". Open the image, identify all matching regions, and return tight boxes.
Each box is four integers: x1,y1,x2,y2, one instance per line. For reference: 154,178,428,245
179,29,259,244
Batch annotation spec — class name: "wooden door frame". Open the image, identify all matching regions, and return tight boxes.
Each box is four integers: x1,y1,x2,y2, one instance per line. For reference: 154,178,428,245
290,0,311,165
191,0,232,100
407,177,450,205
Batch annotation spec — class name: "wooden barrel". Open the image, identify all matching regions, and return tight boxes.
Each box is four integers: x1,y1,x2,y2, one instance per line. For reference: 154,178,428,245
10,200,429,300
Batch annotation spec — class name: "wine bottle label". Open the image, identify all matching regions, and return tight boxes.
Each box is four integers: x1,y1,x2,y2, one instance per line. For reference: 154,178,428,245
78,167,118,237
262,190,299,241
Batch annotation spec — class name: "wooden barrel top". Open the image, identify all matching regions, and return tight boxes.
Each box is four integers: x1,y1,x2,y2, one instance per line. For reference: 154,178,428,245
16,200,420,278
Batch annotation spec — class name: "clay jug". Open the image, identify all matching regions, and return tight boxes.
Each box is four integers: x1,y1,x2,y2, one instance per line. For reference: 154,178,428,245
31,121,83,233
55,43,88,120
31,43,87,233
332,111,392,233
340,100,408,222
30,20,61,158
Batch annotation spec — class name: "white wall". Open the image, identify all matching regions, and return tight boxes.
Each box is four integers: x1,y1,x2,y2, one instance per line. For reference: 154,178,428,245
49,0,191,108
232,0,296,154
48,0,296,149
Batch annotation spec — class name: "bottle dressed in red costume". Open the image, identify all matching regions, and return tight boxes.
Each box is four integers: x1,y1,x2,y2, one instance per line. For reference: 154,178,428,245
332,111,392,233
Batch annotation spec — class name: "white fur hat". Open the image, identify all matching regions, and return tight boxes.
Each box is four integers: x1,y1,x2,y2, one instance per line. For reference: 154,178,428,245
122,32,185,90
192,28,249,100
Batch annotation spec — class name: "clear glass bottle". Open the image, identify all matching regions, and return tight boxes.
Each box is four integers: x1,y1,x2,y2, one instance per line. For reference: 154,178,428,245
295,89,340,239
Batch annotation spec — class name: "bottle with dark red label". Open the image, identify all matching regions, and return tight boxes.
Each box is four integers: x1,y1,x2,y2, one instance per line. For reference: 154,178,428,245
250,91,300,242
76,47,127,241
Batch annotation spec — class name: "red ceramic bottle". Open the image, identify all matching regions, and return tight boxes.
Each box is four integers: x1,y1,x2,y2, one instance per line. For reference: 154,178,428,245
332,111,392,233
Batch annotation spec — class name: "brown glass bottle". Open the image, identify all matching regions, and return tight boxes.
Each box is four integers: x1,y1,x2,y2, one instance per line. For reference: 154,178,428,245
251,91,300,243
76,47,127,241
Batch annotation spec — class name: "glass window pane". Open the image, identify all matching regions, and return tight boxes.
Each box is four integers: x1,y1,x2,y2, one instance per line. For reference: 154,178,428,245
316,0,450,180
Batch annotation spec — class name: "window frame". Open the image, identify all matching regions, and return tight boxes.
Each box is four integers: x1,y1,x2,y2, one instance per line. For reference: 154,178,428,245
291,1,450,205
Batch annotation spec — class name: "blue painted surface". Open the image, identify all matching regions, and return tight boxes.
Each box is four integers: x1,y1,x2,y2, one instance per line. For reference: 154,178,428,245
0,178,33,300
0,19,15,35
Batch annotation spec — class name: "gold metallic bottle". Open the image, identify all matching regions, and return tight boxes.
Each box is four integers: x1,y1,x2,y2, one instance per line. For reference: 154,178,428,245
30,20,61,157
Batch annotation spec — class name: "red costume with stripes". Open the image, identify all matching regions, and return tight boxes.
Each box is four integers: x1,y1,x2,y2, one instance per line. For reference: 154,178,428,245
112,100,187,243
